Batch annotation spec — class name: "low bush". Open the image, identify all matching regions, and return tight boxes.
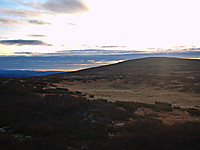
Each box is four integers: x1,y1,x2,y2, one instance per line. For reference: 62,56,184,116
187,108,200,116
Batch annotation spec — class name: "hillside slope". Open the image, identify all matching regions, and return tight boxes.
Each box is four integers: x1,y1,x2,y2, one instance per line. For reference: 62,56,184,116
47,57,200,108
52,57,200,90
61,57,200,75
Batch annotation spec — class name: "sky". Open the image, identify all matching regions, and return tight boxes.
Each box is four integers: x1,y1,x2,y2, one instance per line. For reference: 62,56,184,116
0,0,200,71
0,0,200,56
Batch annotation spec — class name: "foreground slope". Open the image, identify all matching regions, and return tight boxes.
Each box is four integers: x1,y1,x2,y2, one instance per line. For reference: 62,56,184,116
0,57,200,150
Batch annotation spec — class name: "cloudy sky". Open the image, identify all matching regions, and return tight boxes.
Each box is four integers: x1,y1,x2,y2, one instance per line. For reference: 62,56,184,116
0,0,200,56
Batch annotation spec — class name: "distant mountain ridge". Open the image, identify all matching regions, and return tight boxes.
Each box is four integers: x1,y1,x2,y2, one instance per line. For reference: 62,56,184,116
0,70,66,77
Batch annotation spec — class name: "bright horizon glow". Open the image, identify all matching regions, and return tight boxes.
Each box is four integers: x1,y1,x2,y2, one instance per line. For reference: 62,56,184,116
1,0,200,55
6,68,81,72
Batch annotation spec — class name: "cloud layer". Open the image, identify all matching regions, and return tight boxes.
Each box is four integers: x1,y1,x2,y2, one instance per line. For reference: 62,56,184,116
0,40,52,46
43,0,89,13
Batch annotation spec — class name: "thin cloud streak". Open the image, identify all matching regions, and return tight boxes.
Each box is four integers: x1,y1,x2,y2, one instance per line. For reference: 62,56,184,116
0,18,51,26
67,23,77,26
0,40,52,46
26,34,47,37
28,19,51,25
14,52,33,55
97,46,127,49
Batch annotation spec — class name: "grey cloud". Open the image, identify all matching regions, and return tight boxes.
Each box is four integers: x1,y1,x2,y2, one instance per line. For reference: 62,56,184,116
68,23,77,26
28,19,51,25
27,0,89,14
0,18,51,26
43,0,88,13
98,46,127,48
0,40,52,46
26,34,47,37
0,8,44,18
164,47,200,52
188,48,200,51
0,18,19,26
14,52,33,55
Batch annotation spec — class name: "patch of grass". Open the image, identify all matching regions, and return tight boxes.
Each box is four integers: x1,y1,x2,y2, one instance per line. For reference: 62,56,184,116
93,99,108,103
154,101,173,112
173,106,181,109
75,91,82,95
89,94,94,98
115,101,137,112
114,101,173,113
186,108,200,116
56,88,68,91
69,91,75,94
